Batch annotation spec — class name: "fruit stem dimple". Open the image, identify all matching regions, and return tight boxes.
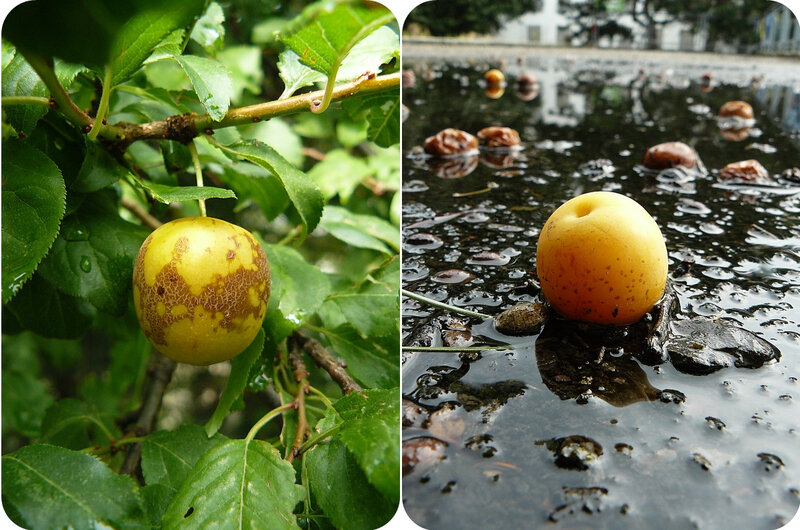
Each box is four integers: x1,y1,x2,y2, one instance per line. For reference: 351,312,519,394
188,140,207,217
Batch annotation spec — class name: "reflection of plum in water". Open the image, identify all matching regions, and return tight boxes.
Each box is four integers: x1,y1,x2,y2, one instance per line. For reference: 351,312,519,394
534,321,662,407
426,155,479,178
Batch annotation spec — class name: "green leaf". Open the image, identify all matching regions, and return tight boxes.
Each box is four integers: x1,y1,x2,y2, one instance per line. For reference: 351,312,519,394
319,205,399,253
320,324,398,389
131,173,237,204
305,438,395,530
1,335,54,439
4,273,95,339
217,140,325,238
335,26,399,81
307,149,371,203
141,424,228,490
217,167,290,220
190,2,225,52
2,444,146,529
366,95,400,147
37,197,150,315
40,398,117,450
162,439,305,529
277,26,398,99
109,0,208,85
263,245,331,344
205,330,264,436
251,17,289,45
342,92,400,147
277,49,326,98
142,483,177,527
279,3,395,78
324,255,399,339
216,46,264,104
175,55,232,122
239,119,304,168
0,54,86,135
332,388,400,502
1,139,66,303
73,139,130,192
144,29,185,64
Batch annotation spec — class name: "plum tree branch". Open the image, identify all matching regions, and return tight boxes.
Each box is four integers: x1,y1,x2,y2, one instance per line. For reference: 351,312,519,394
17,48,399,149
103,72,400,147
120,351,176,478
287,338,310,463
292,331,362,395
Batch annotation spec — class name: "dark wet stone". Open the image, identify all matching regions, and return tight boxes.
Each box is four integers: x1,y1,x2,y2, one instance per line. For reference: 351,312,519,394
705,416,726,430
494,302,549,336
757,452,784,472
402,437,447,476
442,329,475,348
692,452,712,471
402,399,427,428
465,434,497,458
615,443,633,455
424,128,478,157
548,486,609,522
431,269,475,284
667,318,781,375
719,159,770,182
720,100,754,119
539,435,604,471
477,126,521,148
403,320,442,348
642,141,698,170
658,389,686,404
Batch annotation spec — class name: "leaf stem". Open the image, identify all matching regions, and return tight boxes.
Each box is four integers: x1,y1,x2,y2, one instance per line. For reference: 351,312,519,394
187,140,206,216
401,289,491,320
87,64,112,140
20,51,94,131
1,96,51,106
310,11,395,114
306,385,335,411
298,423,342,455
244,402,295,444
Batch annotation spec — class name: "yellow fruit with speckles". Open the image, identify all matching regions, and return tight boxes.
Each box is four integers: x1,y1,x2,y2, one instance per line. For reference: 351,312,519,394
536,192,667,326
133,217,270,365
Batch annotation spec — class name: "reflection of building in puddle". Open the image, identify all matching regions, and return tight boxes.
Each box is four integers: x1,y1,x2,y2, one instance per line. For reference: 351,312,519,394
501,66,588,127
755,85,800,137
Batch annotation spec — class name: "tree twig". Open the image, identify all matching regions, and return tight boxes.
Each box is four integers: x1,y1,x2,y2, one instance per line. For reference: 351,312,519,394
120,351,176,477
120,197,162,230
21,51,93,131
292,331,362,395
106,72,400,147
287,339,310,463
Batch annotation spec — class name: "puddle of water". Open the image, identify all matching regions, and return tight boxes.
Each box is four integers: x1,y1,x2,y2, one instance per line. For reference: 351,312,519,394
402,55,800,530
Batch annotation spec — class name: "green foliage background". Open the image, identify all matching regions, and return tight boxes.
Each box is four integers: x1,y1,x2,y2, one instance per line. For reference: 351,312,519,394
1,0,400,528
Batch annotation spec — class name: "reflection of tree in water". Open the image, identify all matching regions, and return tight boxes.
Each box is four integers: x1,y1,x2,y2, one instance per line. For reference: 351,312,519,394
535,321,662,407
411,361,527,419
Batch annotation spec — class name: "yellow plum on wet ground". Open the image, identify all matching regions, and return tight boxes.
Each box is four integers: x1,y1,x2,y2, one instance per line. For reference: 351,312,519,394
133,217,270,365
536,191,667,325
